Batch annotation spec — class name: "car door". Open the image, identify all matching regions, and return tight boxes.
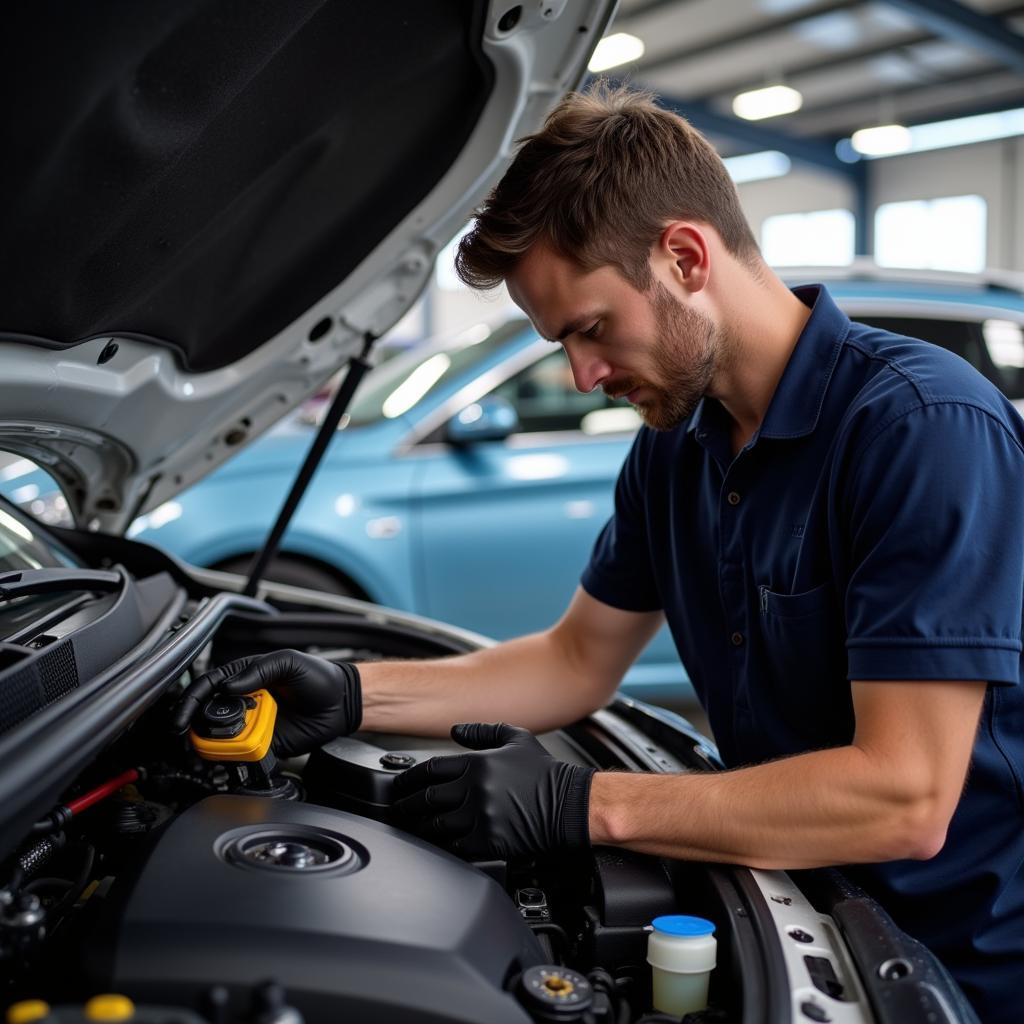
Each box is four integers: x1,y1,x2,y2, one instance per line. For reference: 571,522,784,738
411,348,681,687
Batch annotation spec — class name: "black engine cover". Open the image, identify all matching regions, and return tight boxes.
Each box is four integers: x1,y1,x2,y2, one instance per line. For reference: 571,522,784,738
109,795,543,1023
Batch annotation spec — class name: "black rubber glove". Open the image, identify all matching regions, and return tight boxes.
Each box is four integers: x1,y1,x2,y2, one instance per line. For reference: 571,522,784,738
392,723,595,861
171,649,362,758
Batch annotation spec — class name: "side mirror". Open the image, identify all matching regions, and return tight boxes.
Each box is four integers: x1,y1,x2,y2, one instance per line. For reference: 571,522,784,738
445,396,520,444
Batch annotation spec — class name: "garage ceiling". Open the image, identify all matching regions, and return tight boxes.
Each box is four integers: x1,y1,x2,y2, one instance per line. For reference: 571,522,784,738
608,0,1024,159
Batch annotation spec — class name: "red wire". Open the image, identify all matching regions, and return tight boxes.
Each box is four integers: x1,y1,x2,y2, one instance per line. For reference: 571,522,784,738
66,768,140,817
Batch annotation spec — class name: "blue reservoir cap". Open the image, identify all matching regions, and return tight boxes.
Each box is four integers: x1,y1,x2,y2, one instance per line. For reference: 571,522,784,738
651,915,715,937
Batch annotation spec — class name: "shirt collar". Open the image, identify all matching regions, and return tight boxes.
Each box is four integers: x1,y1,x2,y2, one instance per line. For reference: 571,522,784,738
686,283,849,442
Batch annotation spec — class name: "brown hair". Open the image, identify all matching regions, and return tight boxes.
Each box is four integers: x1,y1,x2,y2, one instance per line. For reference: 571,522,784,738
455,81,760,291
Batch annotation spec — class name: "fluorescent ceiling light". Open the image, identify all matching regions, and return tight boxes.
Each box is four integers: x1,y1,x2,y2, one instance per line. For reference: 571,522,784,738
588,32,645,72
722,150,791,184
909,107,1024,153
732,85,803,121
844,106,1024,160
850,124,911,157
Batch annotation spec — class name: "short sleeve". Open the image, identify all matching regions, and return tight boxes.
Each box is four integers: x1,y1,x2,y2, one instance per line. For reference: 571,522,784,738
842,401,1024,684
580,431,662,612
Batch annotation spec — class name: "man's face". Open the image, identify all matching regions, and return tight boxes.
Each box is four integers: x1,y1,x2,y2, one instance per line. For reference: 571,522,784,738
506,243,719,431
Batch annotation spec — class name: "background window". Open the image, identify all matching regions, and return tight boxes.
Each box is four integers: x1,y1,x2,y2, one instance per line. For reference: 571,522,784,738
854,315,1024,402
874,195,986,273
761,208,855,267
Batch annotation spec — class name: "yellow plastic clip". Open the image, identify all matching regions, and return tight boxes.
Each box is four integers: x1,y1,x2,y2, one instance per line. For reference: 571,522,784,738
6,1001,50,1024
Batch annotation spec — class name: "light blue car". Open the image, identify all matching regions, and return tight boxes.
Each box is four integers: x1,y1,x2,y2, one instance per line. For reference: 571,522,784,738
128,317,687,698
7,266,1024,702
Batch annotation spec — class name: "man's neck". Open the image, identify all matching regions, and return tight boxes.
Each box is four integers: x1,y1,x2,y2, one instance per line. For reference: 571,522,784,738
708,267,812,449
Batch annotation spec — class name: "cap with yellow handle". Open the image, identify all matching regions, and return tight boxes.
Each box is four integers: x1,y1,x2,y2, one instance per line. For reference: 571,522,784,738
189,690,277,762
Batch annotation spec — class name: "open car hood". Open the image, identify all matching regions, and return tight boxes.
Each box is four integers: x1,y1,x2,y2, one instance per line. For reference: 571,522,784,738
0,0,616,532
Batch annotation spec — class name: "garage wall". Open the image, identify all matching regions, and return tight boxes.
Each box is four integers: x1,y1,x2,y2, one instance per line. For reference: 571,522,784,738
738,170,855,247
736,139,1024,272
868,141,1010,269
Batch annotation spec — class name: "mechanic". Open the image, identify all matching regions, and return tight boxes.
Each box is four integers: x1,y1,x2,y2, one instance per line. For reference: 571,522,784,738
180,85,1024,1021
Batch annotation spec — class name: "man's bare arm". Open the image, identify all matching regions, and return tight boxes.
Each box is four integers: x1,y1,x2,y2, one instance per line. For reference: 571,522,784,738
588,679,986,869
358,587,663,737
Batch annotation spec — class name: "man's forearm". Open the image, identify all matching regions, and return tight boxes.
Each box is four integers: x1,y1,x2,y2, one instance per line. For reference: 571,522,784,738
588,744,948,869
357,629,614,737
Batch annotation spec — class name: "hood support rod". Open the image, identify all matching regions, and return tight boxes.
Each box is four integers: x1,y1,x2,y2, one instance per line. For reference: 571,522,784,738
243,332,377,598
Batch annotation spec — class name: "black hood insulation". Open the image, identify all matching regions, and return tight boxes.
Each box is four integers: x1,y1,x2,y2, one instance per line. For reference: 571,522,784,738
1,0,492,372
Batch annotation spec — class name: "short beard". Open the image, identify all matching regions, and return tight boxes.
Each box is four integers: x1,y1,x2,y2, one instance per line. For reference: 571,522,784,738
631,282,717,431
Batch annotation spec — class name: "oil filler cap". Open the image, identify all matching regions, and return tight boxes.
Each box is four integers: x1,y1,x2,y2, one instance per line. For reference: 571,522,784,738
197,696,249,738
517,966,593,1021
191,690,276,762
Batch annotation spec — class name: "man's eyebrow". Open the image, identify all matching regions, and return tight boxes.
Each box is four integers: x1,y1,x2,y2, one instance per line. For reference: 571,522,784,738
549,315,597,343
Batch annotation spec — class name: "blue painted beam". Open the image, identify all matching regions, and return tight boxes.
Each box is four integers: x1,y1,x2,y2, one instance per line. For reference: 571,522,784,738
881,0,1024,76
656,94,863,183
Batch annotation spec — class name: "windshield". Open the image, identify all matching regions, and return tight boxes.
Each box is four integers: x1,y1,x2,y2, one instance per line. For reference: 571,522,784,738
0,499,81,636
0,502,73,572
345,318,532,426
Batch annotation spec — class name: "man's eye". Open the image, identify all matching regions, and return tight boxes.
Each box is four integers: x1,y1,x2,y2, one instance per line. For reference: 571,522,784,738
582,322,601,339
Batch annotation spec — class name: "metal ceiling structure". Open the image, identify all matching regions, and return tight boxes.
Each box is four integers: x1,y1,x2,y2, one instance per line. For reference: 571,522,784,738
604,0,1024,250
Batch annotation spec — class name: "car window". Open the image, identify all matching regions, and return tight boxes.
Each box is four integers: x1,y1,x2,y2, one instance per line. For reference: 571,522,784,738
344,319,531,427
854,315,1024,401
490,350,640,435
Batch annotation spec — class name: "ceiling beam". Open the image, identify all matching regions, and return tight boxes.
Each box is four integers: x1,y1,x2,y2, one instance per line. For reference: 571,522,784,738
685,31,932,102
656,93,864,183
635,0,864,74
795,67,1022,126
651,2,1024,106
617,0,702,22
880,0,1024,76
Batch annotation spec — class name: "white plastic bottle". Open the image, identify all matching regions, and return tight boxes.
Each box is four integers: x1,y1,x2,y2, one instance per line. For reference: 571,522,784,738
646,915,717,1017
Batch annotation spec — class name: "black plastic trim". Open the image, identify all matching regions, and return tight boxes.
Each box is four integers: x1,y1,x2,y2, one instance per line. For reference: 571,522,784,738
730,870,793,1023
0,591,270,859
796,869,980,1024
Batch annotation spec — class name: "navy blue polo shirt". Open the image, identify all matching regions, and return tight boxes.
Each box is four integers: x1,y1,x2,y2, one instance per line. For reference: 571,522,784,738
581,285,1024,1021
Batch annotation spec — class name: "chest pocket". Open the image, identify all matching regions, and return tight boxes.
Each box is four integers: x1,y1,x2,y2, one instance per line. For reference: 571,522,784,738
757,582,853,748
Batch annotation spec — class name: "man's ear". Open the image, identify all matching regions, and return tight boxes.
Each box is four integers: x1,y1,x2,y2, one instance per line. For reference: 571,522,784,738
657,222,710,293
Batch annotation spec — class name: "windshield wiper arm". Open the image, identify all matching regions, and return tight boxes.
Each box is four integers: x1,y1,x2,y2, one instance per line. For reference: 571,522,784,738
0,568,123,602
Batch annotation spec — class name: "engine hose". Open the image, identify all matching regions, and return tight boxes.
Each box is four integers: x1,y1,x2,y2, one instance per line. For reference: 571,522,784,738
528,921,570,957
32,768,144,833
17,833,67,880
66,768,141,816
50,845,95,918
587,968,632,1024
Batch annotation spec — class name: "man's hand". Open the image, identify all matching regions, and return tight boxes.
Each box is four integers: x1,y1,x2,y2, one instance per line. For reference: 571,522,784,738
392,723,594,861
171,649,362,757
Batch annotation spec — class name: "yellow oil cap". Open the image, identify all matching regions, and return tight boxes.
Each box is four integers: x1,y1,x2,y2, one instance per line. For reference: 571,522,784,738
190,689,277,762
6,1001,50,1024
83,995,134,1021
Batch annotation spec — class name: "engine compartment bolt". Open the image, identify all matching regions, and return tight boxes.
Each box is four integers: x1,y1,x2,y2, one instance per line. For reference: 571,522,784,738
380,753,416,770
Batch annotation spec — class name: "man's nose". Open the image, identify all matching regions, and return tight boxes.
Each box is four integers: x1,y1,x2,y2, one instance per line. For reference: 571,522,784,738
565,349,612,394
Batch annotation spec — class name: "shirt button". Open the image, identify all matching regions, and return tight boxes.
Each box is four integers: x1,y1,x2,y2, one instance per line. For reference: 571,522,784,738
727,491,741,506
731,631,745,646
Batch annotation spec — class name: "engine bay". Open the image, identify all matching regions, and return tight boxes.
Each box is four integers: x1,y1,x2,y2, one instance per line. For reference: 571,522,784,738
0,542,977,1024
